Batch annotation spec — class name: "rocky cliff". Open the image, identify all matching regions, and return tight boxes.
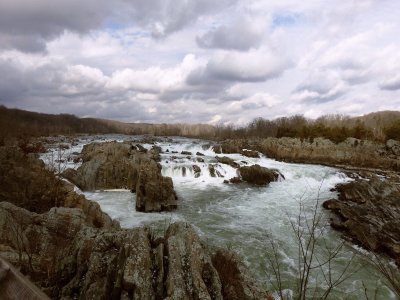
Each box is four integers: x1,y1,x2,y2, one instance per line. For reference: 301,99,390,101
323,175,400,265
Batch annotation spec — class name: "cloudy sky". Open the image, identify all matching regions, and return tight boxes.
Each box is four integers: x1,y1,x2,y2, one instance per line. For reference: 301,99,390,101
0,0,399,124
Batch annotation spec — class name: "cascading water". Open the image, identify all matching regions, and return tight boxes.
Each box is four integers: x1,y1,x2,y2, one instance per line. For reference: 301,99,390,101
42,135,397,299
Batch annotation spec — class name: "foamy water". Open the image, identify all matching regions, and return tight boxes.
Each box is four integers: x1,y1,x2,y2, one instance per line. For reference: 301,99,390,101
42,135,397,299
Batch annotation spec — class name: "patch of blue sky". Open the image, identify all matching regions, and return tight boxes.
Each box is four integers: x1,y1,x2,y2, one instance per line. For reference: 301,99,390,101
272,13,304,29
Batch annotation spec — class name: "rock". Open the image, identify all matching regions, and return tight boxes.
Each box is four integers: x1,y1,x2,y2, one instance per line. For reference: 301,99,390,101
386,139,400,156
135,143,147,153
164,223,223,300
135,160,178,212
324,177,400,265
61,142,178,212
62,142,141,191
0,206,269,300
228,177,242,184
208,165,223,178
196,152,205,156
212,249,273,300
181,151,192,155
193,165,201,178
197,157,205,163
149,145,162,161
240,149,259,158
239,164,282,185
215,156,240,168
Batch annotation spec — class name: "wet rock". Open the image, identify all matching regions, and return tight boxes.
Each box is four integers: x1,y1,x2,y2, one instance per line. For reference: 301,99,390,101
324,177,400,264
224,177,242,184
239,164,282,185
197,157,205,163
208,165,223,178
135,160,177,212
240,149,259,158
215,156,240,168
196,152,205,156
212,249,272,300
193,165,201,178
181,151,192,155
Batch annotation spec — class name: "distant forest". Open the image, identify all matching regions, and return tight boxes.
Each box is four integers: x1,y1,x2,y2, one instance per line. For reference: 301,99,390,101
1,105,399,142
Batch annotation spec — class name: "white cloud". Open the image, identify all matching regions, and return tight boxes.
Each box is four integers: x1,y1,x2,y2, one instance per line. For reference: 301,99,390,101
1,0,400,124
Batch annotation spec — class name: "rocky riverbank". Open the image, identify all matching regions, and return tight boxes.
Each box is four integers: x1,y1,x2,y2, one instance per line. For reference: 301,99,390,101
214,137,400,171
323,172,400,265
0,145,272,299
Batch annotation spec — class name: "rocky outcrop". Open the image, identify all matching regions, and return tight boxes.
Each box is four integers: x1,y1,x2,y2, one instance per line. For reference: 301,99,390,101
215,156,240,169
323,176,400,265
62,142,142,191
135,160,177,212
0,202,269,300
193,165,201,178
209,165,223,178
238,165,282,185
212,249,272,300
0,146,116,228
62,141,177,212
215,138,400,171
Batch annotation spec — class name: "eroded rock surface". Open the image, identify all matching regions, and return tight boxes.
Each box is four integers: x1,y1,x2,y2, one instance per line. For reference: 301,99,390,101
0,203,269,300
238,164,282,185
62,141,177,212
323,176,400,265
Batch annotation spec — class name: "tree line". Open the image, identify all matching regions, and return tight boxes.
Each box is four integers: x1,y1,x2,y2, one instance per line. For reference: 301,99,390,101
1,105,399,143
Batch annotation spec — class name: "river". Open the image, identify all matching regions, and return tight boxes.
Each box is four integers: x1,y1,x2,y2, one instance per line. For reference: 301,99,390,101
42,135,397,299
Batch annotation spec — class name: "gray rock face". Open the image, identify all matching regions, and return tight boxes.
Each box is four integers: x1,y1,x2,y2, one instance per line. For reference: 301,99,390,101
216,138,400,171
239,164,282,185
0,203,270,300
135,160,177,212
62,141,177,212
323,176,400,265
62,142,141,191
212,249,271,300
215,156,240,169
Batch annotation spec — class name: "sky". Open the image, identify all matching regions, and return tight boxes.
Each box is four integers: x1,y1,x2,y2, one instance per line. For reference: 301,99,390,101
0,0,399,125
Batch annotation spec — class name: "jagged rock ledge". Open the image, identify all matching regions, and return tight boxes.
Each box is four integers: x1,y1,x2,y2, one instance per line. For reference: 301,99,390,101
323,175,400,266
0,202,271,299
62,141,177,212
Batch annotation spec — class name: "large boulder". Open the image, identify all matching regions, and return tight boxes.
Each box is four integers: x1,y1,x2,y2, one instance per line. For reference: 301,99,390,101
62,141,178,212
323,176,400,265
239,164,282,185
62,142,142,191
135,160,177,212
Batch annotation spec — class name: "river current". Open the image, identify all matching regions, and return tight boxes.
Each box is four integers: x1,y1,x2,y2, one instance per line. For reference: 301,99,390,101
42,135,397,299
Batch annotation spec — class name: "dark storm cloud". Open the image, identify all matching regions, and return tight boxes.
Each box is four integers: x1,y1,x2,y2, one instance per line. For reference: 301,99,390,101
0,0,237,52
0,0,112,52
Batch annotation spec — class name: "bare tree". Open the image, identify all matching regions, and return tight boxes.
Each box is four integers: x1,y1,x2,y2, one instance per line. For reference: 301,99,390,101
265,190,358,299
